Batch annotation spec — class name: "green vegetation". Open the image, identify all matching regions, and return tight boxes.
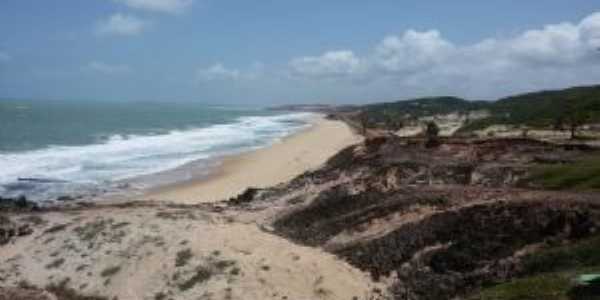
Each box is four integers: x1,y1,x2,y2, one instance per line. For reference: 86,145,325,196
521,236,600,275
477,235,600,300
464,85,600,132
356,85,600,133
364,96,487,120
489,85,600,128
528,156,600,190
360,96,487,128
478,273,572,300
425,121,440,147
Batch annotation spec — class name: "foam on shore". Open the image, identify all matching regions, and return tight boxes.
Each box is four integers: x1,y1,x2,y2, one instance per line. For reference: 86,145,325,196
144,117,362,203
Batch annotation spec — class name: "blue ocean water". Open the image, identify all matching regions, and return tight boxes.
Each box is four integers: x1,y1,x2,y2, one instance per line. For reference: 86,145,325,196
0,100,313,202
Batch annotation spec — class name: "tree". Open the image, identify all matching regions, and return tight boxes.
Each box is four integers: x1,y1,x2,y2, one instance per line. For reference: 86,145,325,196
425,121,440,148
553,116,565,131
426,121,440,138
564,101,589,139
359,113,369,135
384,115,404,132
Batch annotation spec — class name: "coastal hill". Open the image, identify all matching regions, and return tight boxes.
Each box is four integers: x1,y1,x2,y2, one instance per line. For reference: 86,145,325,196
2,84,600,299
352,84,600,138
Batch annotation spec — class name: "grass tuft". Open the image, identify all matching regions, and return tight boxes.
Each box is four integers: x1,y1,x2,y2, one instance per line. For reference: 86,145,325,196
46,280,108,300
528,156,600,190
476,235,600,299
175,249,193,268
478,273,571,300
100,266,121,278
45,258,65,269
178,266,212,291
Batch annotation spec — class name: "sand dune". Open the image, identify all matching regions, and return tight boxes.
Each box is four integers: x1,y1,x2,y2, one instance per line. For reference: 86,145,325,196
1,204,382,300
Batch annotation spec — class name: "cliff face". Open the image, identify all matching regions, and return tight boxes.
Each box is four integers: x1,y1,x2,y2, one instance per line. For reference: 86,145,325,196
230,136,600,299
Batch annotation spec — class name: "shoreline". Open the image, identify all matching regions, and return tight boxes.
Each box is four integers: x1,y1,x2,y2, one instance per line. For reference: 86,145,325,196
141,116,362,204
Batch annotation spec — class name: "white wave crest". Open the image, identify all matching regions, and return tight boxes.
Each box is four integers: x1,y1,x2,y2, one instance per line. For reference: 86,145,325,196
0,112,315,201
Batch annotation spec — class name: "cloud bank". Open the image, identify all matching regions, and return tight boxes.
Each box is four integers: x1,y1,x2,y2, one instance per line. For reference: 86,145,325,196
288,12,600,99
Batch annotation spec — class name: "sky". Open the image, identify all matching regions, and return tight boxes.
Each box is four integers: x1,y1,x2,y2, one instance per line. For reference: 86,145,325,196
1,0,600,105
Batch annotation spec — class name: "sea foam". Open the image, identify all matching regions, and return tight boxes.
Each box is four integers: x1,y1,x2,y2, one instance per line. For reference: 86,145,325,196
0,112,314,202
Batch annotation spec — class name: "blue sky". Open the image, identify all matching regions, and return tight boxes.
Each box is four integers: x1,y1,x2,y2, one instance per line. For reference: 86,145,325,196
1,1,600,105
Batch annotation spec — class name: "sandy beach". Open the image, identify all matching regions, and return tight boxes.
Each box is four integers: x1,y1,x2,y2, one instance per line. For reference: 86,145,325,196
0,203,382,300
0,117,380,300
144,116,362,204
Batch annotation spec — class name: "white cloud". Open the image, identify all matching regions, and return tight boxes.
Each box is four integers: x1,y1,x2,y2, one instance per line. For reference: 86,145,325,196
290,50,365,78
0,51,11,63
286,12,600,98
374,30,454,73
196,63,241,81
580,12,600,50
86,61,132,74
96,13,148,36
113,0,193,14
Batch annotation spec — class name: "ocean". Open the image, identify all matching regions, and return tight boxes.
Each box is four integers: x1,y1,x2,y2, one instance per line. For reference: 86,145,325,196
0,100,313,203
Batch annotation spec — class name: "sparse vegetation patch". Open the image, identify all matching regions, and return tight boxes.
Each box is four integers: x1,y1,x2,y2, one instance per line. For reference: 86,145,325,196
74,219,109,242
175,248,193,267
46,280,108,300
44,223,69,234
45,258,65,269
178,266,213,291
528,156,600,191
100,266,121,278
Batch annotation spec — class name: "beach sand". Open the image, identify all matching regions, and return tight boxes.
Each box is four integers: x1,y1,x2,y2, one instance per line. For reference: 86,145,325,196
0,117,383,300
1,203,382,300
144,116,362,204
